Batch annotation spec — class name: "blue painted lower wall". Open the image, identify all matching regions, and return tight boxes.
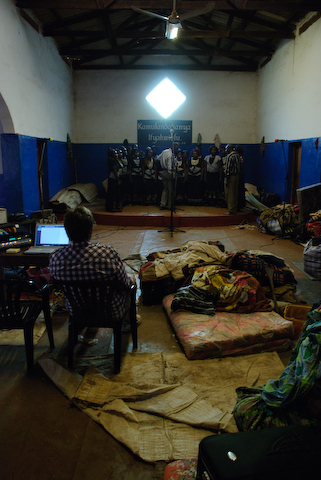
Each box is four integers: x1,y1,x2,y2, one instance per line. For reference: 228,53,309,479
243,138,321,201
0,134,74,216
72,143,109,198
0,134,320,216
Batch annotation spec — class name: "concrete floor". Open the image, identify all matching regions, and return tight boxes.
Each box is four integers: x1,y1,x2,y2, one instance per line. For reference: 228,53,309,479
0,224,320,480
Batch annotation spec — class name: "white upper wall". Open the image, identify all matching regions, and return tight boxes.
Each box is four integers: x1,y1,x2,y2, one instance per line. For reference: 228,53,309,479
0,0,74,141
256,15,321,143
74,70,257,145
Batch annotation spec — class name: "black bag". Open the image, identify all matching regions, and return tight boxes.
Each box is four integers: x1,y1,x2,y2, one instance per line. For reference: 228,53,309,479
196,424,321,480
140,276,184,305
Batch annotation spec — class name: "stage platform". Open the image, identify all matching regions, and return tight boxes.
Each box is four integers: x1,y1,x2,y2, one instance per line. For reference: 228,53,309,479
86,199,257,228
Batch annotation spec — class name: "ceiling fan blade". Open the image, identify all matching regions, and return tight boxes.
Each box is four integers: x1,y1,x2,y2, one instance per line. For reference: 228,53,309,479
179,1,215,22
131,5,169,22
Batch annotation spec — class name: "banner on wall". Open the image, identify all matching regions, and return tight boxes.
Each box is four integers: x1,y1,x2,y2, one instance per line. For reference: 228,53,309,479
137,120,192,146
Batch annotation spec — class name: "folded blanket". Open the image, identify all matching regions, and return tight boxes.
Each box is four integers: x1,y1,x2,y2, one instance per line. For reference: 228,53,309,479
155,244,229,281
171,285,217,315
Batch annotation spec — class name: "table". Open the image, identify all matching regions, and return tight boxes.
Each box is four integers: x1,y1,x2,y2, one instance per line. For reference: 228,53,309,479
0,247,50,270
0,247,55,350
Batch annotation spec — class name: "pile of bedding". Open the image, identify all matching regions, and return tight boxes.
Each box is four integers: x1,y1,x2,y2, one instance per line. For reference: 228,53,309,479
258,204,300,236
139,240,228,305
140,240,298,359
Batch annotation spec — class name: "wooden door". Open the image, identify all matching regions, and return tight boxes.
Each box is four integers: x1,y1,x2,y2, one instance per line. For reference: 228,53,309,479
290,142,301,204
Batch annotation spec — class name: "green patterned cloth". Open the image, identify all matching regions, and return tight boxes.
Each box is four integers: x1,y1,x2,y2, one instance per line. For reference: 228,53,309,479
233,308,321,430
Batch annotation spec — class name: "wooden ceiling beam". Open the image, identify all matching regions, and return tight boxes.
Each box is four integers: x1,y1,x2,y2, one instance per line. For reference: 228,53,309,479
229,10,296,29
125,37,164,65
16,0,114,8
16,0,321,11
58,17,162,54
115,29,295,39
44,14,155,37
73,63,257,72
49,8,86,52
43,11,101,35
102,12,124,65
181,13,255,68
62,47,272,57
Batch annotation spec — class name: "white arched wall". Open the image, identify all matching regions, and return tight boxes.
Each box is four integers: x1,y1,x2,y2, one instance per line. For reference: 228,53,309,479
0,0,74,142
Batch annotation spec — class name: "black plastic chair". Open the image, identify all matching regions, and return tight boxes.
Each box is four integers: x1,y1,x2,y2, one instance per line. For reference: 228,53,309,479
56,279,137,374
0,278,54,373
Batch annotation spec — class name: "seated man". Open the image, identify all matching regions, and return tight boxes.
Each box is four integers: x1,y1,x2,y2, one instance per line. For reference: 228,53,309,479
49,206,135,342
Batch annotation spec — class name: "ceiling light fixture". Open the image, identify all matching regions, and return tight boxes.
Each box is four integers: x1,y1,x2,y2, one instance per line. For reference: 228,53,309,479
165,21,181,39
131,1,215,41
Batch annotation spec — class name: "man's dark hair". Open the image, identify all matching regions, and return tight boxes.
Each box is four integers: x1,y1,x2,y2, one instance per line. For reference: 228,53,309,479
235,145,244,156
64,206,94,242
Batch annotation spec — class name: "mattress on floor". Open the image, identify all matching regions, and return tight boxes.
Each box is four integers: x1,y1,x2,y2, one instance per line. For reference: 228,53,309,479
163,294,294,360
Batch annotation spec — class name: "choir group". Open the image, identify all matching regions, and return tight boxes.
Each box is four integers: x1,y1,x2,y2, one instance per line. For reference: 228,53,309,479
105,143,245,215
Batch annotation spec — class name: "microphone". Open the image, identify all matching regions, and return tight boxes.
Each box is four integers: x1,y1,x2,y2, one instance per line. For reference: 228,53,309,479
170,127,174,142
274,139,286,142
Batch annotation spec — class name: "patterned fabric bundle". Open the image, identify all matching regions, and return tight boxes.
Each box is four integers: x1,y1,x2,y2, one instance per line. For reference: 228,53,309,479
233,308,321,430
259,204,300,234
231,252,297,287
171,265,271,314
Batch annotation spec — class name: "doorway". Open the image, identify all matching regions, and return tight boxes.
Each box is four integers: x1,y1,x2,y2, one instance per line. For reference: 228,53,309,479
289,142,302,204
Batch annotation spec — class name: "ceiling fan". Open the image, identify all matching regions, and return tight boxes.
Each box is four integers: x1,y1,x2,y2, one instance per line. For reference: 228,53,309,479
131,1,215,39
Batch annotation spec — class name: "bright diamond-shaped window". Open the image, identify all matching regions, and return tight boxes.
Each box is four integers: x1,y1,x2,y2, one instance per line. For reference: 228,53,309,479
146,77,186,119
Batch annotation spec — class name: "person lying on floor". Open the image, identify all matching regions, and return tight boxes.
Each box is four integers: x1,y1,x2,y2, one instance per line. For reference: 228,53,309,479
233,306,321,430
49,206,136,343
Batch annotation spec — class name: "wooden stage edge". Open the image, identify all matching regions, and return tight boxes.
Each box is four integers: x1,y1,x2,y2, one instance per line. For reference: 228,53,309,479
88,207,257,228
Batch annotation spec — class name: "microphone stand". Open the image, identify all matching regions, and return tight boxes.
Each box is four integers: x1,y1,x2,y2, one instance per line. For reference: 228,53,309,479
278,140,289,239
158,129,185,237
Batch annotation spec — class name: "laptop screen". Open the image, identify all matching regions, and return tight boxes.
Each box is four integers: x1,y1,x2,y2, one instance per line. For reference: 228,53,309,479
35,224,69,247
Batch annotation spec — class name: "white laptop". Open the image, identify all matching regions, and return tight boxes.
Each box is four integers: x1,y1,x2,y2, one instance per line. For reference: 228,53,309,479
24,223,69,254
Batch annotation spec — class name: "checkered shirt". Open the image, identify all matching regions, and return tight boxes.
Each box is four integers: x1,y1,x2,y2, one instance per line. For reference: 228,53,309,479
49,241,132,320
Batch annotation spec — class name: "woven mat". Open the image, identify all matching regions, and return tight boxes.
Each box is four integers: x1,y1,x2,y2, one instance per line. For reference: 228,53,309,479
0,314,46,346
39,351,285,462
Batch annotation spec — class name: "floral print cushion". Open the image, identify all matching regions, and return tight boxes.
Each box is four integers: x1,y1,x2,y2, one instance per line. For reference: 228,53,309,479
164,458,198,480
